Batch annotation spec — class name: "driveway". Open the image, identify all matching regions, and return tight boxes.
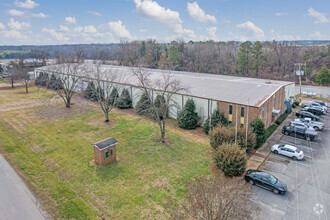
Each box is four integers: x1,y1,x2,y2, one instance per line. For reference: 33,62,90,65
0,154,51,220
249,110,330,219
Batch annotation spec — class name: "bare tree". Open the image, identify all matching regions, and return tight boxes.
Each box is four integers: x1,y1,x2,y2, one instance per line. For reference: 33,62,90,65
48,63,87,108
11,66,31,93
88,64,123,122
132,67,187,143
173,174,259,219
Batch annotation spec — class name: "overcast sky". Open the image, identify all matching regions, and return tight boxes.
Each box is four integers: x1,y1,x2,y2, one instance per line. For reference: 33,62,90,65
0,0,330,45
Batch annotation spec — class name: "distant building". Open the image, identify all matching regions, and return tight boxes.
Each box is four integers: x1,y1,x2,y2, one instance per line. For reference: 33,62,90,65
35,64,295,128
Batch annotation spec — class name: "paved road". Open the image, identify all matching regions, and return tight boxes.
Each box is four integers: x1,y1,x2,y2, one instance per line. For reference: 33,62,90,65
295,84,330,99
250,110,330,219
0,154,51,220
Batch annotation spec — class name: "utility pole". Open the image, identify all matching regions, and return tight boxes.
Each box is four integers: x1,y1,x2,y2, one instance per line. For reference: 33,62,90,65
294,63,306,102
235,104,238,146
245,99,249,154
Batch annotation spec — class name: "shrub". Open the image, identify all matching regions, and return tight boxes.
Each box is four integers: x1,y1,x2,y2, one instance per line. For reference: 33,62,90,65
210,125,255,152
275,113,287,125
117,88,132,109
213,143,247,176
109,87,119,106
153,94,168,120
47,74,63,90
293,101,300,106
203,109,228,134
84,81,97,101
250,119,267,149
266,124,277,138
35,72,43,85
36,72,49,87
136,91,152,116
178,99,199,129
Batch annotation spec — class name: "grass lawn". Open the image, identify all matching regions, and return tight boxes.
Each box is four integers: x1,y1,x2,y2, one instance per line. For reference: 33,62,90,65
0,85,211,219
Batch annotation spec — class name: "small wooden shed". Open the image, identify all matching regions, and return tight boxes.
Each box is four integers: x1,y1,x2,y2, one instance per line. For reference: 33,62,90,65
92,137,118,165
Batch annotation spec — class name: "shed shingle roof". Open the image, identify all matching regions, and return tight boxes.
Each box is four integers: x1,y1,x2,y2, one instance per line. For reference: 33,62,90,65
92,137,118,150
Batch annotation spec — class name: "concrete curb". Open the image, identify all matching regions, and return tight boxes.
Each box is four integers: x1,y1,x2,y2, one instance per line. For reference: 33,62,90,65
247,111,298,170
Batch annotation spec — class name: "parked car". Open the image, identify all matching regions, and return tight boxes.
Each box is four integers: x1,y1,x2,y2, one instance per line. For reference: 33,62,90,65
271,144,304,160
244,169,287,194
296,111,320,121
303,101,327,113
302,107,324,116
289,121,315,131
294,118,324,131
312,100,328,108
282,125,318,141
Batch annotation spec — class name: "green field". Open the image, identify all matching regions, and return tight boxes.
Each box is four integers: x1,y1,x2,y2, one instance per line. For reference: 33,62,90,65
0,86,211,219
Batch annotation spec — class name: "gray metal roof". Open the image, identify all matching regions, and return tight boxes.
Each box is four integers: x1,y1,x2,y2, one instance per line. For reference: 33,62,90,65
36,64,294,107
92,137,118,150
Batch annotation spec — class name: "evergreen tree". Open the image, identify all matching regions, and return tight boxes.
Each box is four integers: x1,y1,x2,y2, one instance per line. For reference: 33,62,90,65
40,73,49,87
237,41,252,75
168,46,181,68
109,87,119,106
35,72,43,85
251,41,263,77
250,119,267,148
84,81,97,100
117,88,132,109
136,91,152,115
153,94,167,120
314,66,330,85
213,143,247,177
203,109,228,134
178,99,199,129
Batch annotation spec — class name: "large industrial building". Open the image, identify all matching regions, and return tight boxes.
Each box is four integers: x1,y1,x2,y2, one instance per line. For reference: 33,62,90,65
35,64,295,128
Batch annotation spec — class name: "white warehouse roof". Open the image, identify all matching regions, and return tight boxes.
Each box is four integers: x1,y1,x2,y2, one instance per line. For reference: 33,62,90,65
36,64,294,108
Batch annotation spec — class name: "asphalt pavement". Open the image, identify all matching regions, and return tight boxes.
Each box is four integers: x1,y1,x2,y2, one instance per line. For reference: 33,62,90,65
295,85,330,99
249,108,330,219
0,154,51,220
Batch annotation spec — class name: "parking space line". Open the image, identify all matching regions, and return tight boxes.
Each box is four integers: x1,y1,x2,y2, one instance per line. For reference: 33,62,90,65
268,154,311,167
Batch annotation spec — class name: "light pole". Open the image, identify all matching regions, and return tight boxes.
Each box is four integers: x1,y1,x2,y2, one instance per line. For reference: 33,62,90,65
294,63,306,102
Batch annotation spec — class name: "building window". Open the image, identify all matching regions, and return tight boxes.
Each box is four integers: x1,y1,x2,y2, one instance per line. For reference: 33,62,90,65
228,104,233,122
273,95,276,109
240,107,245,125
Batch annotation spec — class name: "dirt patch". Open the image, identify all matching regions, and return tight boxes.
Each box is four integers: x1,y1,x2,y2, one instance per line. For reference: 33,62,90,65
152,177,170,189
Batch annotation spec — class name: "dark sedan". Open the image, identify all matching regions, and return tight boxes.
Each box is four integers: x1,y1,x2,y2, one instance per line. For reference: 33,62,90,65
245,169,287,194
296,110,320,121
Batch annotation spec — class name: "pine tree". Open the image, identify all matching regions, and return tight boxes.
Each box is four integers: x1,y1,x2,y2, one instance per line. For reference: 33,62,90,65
178,99,199,129
117,88,132,109
84,81,97,100
251,41,263,77
237,41,252,75
109,87,119,106
136,91,152,115
203,109,228,134
314,66,330,85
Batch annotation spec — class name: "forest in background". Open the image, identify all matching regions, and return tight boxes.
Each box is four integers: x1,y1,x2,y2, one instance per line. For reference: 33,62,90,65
1,40,330,84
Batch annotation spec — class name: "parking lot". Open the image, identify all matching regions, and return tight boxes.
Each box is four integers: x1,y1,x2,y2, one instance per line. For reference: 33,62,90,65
249,110,330,219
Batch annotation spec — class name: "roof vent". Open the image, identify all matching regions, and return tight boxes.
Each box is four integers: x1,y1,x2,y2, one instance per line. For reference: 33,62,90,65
265,80,271,84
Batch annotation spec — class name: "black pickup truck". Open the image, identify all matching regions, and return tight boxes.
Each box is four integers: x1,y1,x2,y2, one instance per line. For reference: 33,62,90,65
282,125,318,141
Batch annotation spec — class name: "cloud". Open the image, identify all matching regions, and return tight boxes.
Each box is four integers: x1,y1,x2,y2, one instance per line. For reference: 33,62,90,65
59,25,70,32
207,27,217,39
65,16,77,24
31,12,49,18
187,2,217,23
139,29,148,33
88,11,102,16
270,29,300,41
309,31,329,40
8,18,30,30
237,21,264,39
83,25,97,33
221,19,231,24
275,12,287,16
0,23,5,31
307,8,330,24
105,20,132,38
2,29,28,40
42,28,70,41
14,0,39,9
6,9,25,17
134,0,195,38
